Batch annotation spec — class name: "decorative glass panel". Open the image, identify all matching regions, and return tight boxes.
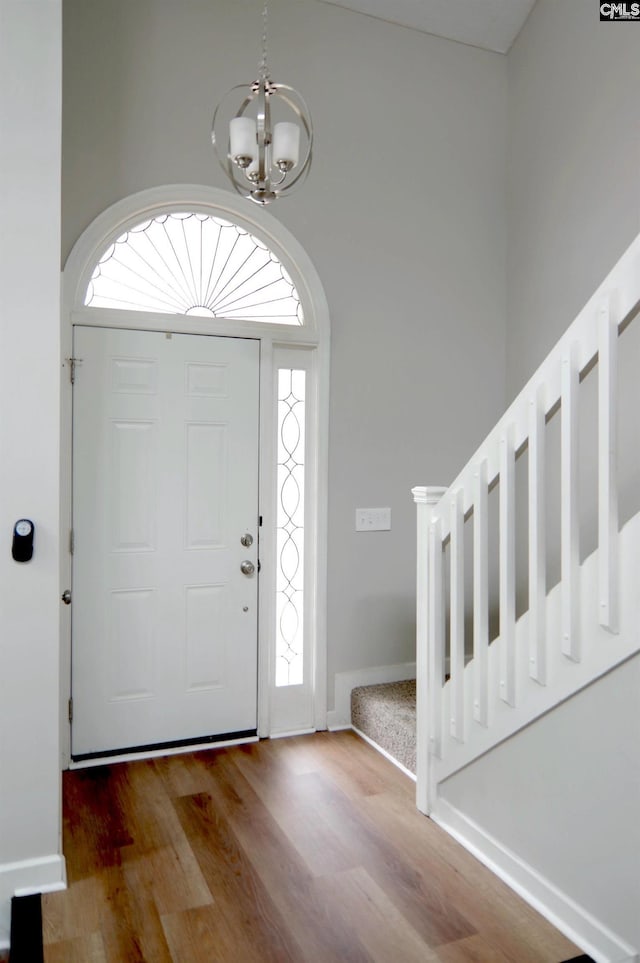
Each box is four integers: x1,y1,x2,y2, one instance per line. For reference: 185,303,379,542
275,369,306,687
85,212,303,325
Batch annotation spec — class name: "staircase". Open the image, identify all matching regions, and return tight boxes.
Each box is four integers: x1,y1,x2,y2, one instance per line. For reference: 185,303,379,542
412,233,640,962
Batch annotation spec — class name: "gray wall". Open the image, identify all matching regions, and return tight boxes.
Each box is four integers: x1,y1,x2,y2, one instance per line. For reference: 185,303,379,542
62,0,508,700
506,0,640,619
506,0,640,400
440,653,640,951
0,0,63,942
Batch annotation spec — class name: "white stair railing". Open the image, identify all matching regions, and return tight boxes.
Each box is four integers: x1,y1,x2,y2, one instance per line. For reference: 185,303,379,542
413,232,640,816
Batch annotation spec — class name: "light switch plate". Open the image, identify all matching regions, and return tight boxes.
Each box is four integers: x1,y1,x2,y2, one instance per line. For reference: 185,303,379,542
355,507,391,531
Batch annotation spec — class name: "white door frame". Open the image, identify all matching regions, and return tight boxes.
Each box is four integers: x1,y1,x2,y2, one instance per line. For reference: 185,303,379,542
60,184,330,766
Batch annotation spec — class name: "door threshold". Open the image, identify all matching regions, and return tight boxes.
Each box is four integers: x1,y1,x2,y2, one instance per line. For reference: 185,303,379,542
69,730,258,769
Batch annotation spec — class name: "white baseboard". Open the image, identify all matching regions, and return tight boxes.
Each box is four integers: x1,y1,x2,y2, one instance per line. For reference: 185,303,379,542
0,853,67,950
327,661,416,730
269,727,316,740
432,799,638,963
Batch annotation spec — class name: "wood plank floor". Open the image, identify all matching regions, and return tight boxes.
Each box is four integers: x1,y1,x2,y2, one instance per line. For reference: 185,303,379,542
43,731,581,962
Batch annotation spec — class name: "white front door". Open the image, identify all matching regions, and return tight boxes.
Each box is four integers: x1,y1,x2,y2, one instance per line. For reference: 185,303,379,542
71,326,260,758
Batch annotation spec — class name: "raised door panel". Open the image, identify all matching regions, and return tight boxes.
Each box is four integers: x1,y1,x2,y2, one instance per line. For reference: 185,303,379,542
72,326,259,757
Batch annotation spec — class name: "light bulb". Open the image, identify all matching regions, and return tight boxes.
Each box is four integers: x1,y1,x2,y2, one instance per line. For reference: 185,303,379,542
229,116,257,167
272,122,300,172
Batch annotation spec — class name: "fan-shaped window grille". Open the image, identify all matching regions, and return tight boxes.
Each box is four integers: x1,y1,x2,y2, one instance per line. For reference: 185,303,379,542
85,211,304,325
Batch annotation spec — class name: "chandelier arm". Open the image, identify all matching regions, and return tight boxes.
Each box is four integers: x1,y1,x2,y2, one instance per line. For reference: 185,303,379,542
271,152,313,199
269,168,288,189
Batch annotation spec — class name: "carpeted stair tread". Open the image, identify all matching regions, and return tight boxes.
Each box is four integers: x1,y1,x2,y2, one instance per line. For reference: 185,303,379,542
351,679,416,774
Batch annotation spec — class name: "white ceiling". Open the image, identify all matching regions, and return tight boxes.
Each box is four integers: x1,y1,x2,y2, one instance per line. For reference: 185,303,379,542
317,0,537,54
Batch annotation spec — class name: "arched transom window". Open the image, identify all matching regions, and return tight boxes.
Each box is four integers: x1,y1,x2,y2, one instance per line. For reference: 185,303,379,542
85,211,304,325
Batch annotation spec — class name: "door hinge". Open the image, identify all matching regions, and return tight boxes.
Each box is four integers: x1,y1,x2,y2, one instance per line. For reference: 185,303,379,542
68,698,73,724
66,357,83,384
69,528,74,555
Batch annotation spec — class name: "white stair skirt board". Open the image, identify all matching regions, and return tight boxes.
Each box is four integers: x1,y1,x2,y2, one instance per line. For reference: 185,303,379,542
432,799,639,963
352,725,417,781
326,662,416,730
0,854,67,950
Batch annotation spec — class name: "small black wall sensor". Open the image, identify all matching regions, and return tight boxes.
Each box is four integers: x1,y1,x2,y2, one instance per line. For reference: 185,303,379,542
12,519,34,562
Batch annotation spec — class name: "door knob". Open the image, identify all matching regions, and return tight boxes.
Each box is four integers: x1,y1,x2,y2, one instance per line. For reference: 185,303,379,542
240,560,255,576
61,589,72,605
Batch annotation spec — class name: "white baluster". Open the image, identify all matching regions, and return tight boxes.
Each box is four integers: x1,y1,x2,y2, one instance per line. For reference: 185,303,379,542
529,385,547,684
412,485,446,815
429,515,445,764
473,460,489,726
450,490,465,742
561,342,580,660
499,428,516,705
598,298,619,633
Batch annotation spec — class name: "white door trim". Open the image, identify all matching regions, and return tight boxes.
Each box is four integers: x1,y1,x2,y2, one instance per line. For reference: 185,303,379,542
60,184,330,766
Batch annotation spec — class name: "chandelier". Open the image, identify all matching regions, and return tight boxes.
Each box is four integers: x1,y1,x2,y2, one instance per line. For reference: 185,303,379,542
211,0,313,205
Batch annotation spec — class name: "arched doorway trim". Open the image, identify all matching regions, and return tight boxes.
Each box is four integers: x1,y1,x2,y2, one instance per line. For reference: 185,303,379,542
61,185,330,762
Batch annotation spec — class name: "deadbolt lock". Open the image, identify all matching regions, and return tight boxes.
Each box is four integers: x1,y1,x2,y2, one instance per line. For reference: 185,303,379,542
240,533,254,547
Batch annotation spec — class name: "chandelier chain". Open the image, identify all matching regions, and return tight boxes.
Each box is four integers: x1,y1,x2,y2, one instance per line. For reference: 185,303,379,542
259,0,269,79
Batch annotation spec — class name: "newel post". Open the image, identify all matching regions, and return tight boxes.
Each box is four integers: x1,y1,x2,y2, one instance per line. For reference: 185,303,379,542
412,485,447,816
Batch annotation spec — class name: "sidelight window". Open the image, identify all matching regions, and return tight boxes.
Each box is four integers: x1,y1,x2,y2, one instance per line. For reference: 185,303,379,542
275,369,306,686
